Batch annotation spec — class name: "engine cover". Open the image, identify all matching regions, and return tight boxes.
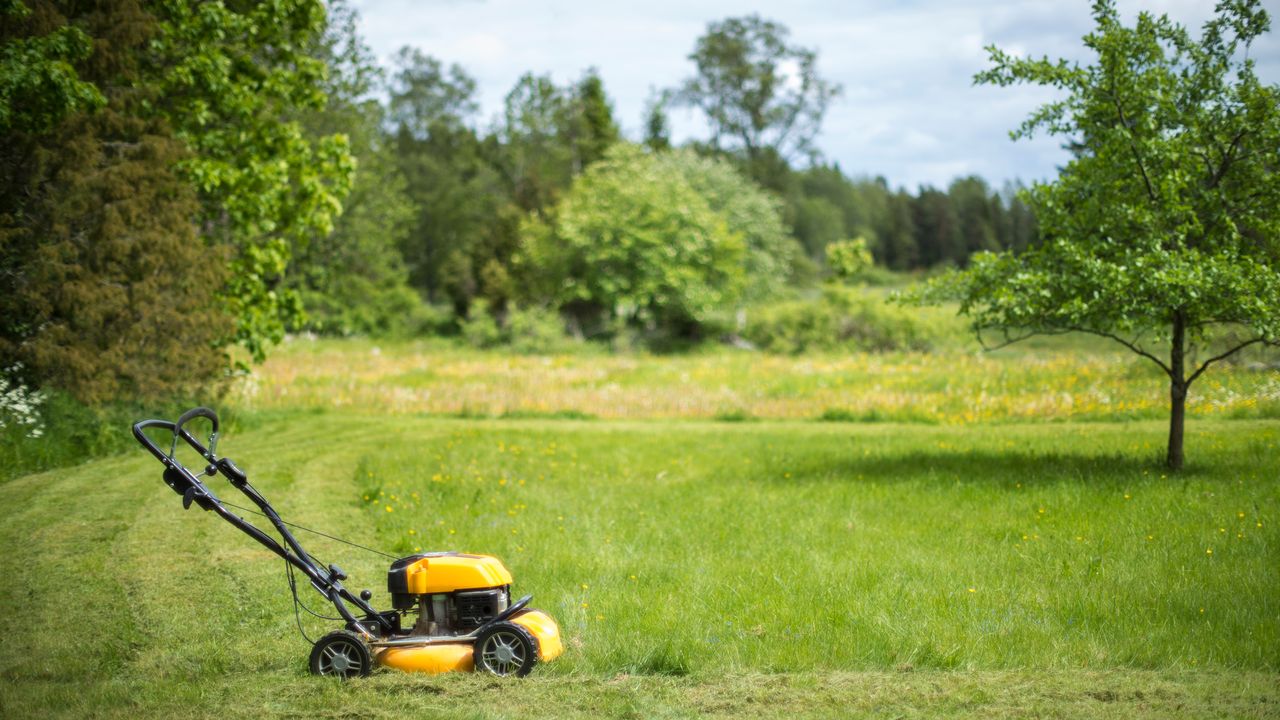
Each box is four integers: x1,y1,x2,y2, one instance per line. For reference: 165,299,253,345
387,552,513,599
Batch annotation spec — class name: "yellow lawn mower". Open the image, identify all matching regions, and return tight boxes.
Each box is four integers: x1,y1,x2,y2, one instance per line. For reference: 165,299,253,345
132,407,563,678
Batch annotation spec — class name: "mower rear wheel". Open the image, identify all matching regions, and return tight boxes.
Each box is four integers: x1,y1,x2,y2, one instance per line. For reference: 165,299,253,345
309,630,372,678
473,621,538,677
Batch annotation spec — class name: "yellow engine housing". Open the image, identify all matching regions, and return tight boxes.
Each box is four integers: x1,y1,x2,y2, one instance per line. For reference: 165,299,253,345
396,552,513,594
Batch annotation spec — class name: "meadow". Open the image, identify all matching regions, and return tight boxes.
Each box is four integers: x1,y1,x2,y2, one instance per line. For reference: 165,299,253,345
230,336,1280,424
1,338,1278,718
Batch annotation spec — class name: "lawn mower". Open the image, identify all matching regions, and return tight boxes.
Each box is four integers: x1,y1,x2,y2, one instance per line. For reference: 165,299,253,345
132,407,563,678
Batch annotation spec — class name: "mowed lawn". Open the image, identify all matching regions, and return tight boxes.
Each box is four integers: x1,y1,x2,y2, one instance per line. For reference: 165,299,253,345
1,411,1276,718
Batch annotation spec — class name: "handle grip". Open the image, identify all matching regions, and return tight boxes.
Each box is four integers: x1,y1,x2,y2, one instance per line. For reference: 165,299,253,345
132,407,219,465
174,407,219,439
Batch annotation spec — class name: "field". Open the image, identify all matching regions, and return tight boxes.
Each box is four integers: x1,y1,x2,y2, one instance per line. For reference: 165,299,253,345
2,340,1279,718
229,337,1280,423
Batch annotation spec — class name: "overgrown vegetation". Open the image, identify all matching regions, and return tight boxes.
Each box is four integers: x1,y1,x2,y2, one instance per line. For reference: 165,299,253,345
225,336,1280,424
0,390,199,481
743,285,937,354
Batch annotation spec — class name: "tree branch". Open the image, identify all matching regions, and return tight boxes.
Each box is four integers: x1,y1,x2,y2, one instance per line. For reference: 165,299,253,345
1106,80,1158,203
1192,149,1216,178
975,326,1074,351
973,325,1171,379
1069,326,1173,377
1186,336,1268,385
1207,127,1248,190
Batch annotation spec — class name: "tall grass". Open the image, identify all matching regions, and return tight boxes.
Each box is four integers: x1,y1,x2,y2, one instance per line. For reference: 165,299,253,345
0,392,190,481
227,338,1280,424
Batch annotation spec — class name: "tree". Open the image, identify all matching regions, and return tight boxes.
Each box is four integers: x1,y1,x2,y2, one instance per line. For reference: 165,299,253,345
0,0,103,133
518,145,754,337
997,181,1039,254
792,196,845,262
496,73,574,215
148,0,353,362
653,148,794,302
881,189,919,271
386,47,477,138
948,176,1001,258
642,89,672,152
565,69,620,171
916,0,1280,470
912,187,962,267
388,49,513,310
1,0,230,403
288,0,420,336
676,14,841,163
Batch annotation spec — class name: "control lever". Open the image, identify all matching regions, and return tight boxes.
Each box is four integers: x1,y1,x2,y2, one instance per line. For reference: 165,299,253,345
217,457,248,486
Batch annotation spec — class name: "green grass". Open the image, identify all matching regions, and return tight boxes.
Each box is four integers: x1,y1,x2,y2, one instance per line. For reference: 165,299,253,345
1,412,1276,718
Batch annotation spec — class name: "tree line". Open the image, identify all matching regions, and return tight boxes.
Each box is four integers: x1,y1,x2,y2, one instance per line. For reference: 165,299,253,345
2,0,1037,406
293,8,1040,333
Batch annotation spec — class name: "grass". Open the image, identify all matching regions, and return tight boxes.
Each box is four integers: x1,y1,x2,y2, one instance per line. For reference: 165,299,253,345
227,337,1280,423
1,411,1277,718
4,324,1278,717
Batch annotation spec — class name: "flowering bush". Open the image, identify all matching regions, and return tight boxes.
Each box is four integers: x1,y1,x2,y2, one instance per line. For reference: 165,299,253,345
0,365,45,439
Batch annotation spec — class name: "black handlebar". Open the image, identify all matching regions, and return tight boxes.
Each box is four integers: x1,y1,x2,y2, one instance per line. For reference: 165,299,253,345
132,417,215,464
175,406,219,439
132,406,391,636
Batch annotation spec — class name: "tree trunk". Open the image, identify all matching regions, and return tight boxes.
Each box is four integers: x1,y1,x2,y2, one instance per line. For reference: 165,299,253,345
1167,380,1186,471
1166,311,1187,471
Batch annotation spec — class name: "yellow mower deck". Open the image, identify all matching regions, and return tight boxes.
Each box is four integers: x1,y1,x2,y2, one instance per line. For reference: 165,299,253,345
376,610,564,673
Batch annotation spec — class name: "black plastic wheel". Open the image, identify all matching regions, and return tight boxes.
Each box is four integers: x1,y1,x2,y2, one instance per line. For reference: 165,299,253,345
309,631,373,678
473,621,539,677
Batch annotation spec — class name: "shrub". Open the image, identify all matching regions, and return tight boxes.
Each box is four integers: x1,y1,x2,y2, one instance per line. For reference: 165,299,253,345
461,301,571,354
0,390,204,482
298,281,446,338
825,237,873,281
461,299,503,349
505,305,568,354
743,285,936,354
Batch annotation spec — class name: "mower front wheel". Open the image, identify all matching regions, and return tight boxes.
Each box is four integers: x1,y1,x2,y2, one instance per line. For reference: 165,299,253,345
309,630,373,678
473,621,538,677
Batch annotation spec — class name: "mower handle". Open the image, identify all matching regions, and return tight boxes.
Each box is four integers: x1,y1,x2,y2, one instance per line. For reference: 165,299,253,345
132,413,218,466
175,406,219,441
132,408,393,637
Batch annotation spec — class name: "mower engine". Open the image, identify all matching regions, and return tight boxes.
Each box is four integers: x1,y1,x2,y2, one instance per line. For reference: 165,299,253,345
388,552,513,635
371,550,563,676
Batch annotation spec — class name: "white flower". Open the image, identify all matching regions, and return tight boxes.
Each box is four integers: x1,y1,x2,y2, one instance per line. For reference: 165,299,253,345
0,363,46,439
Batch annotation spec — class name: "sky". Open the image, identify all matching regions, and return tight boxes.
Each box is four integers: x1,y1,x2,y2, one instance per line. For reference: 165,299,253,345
351,0,1280,190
